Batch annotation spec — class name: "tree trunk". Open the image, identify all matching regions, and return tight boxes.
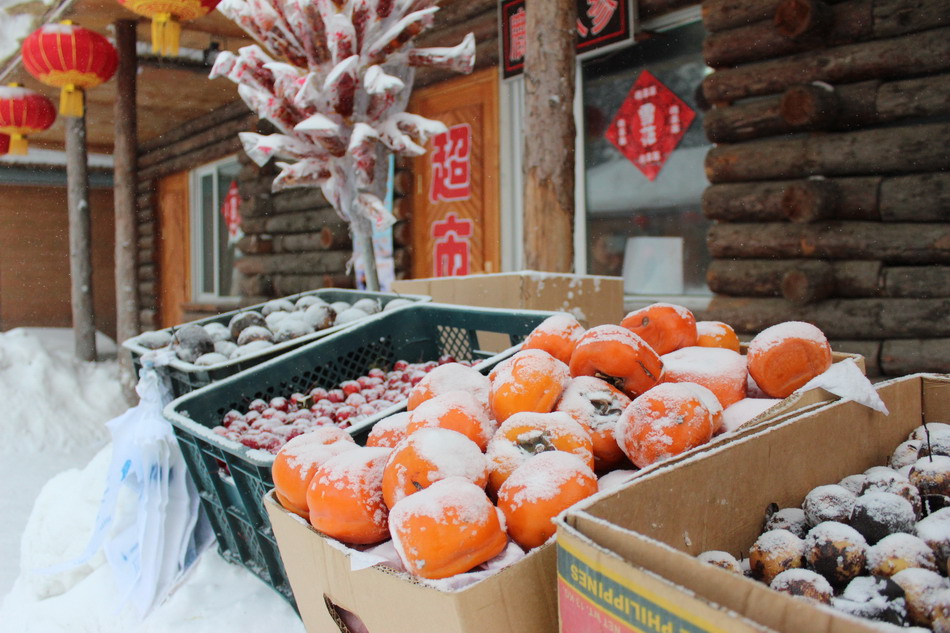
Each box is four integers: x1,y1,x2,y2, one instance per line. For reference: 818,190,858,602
703,26,950,103
66,114,97,362
113,19,139,399
523,0,576,273
705,122,950,183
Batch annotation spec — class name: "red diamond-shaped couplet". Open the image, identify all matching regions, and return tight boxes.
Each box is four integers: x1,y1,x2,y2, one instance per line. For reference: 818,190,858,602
605,70,696,182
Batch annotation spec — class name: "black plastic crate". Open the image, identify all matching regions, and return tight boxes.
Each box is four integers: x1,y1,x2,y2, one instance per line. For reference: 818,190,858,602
162,303,556,604
124,289,429,399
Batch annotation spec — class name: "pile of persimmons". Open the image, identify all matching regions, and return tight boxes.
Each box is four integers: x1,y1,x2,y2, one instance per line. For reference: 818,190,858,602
271,303,835,581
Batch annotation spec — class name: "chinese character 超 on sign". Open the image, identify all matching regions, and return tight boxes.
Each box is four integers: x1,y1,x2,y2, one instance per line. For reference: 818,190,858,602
429,123,472,203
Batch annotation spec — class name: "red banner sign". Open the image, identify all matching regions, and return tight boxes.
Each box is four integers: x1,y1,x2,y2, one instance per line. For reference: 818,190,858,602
605,70,696,182
429,123,472,202
221,180,241,241
431,212,474,277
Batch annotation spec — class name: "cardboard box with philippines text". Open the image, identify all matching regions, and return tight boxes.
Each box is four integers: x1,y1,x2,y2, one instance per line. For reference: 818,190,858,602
391,271,624,328
556,373,950,633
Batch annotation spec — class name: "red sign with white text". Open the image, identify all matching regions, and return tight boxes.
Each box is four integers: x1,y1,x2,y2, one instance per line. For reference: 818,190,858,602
605,70,695,182
429,124,472,203
431,212,474,277
221,180,242,241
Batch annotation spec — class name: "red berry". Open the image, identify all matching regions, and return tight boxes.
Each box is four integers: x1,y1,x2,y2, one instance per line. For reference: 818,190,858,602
213,426,229,437
340,380,362,396
358,403,376,417
357,376,375,389
334,405,357,422
248,398,268,413
269,396,292,412
345,392,367,407
326,389,345,403
309,387,329,401
368,368,386,379
222,410,245,427
438,354,456,365
393,360,409,371
315,415,335,426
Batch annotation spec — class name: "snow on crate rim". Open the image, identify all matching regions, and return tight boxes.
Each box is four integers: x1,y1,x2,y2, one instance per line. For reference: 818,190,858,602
125,289,430,371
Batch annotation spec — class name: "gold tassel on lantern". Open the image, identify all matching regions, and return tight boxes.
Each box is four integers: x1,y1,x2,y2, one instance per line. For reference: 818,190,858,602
59,84,84,117
8,134,28,155
151,13,181,56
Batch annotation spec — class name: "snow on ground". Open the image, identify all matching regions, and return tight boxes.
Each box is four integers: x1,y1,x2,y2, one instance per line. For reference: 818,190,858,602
0,328,303,633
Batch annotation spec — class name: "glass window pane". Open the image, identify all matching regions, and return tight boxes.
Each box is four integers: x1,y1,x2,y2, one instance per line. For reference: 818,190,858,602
200,173,215,295
217,161,242,298
582,21,712,294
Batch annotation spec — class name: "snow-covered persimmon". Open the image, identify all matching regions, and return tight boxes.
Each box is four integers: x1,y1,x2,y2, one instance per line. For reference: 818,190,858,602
620,303,697,356
568,325,662,398
489,349,571,424
746,321,832,398
555,375,632,472
521,313,585,365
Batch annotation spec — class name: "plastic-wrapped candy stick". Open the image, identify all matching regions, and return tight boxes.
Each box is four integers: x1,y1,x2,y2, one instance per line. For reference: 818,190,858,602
354,192,396,231
325,12,357,66
364,64,405,121
348,123,380,189
272,159,332,191
408,32,476,74
295,112,348,156
284,0,328,68
392,111,448,147
366,7,438,63
322,56,359,118
351,0,376,51
218,0,271,49
238,85,298,136
239,132,322,167
208,50,237,80
263,62,307,113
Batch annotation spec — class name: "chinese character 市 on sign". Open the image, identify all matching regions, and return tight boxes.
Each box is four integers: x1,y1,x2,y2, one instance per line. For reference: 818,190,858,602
604,70,696,181
429,123,472,203
431,212,474,277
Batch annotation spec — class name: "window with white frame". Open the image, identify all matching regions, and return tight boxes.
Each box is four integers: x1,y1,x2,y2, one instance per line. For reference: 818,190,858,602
190,157,242,301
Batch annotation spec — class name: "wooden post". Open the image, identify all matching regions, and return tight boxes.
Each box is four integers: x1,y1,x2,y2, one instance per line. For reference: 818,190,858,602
114,19,139,396
523,0,576,272
66,113,97,361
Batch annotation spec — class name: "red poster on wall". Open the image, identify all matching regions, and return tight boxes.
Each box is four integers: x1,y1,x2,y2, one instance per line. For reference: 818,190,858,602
431,212,474,277
221,180,242,241
429,123,472,202
605,70,696,181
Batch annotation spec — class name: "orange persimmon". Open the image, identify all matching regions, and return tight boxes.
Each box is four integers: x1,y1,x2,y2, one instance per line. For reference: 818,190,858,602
695,320,741,353
746,321,832,398
388,477,509,579
496,451,598,550
568,325,663,398
407,362,491,411
555,375,632,472
614,382,722,469
660,346,748,409
365,411,412,448
621,303,698,356
306,446,392,545
521,313,586,365
272,429,358,517
406,390,497,451
489,349,571,424
485,410,594,496
382,427,488,509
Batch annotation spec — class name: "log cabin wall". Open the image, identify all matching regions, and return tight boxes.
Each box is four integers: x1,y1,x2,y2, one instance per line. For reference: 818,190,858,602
698,0,950,377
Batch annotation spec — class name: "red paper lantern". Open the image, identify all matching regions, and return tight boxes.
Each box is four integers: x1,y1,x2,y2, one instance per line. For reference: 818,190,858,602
21,21,117,118
117,0,221,56
0,134,10,155
0,84,57,155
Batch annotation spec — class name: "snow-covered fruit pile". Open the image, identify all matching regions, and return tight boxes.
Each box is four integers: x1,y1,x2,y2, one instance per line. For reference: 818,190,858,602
212,0,475,229
213,356,473,453
268,304,840,583
134,294,414,367
698,424,950,631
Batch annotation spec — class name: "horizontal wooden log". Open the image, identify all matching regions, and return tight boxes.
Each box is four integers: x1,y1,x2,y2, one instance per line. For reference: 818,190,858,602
271,273,355,296
707,73,950,142
238,273,273,297
236,234,274,255
138,115,256,169
639,0,698,18
272,186,330,214
703,172,950,223
138,136,243,181
136,179,154,196
235,250,352,275
703,26,950,103
883,267,950,298
705,0,950,68
392,221,411,248
707,222,950,263
138,221,154,238
830,339,882,375
705,122,950,183
881,339,950,374
272,226,352,253
393,169,412,198
392,196,411,222
136,234,152,251
140,291,157,311
238,175,274,200
138,100,251,155
706,259,883,302
703,0,784,32
138,309,157,331
241,208,342,235
240,193,274,218
138,263,156,283
705,296,950,338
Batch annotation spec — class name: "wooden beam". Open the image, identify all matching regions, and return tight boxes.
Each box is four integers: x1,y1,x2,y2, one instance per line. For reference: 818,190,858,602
705,122,950,183
66,113,97,361
706,258,883,303
703,0,785,32
707,222,950,263
523,0,576,273
703,26,950,103
113,19,139,396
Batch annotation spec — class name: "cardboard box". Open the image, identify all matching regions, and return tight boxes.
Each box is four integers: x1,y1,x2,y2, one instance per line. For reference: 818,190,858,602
557,373,950,633
264,492,559,633
391,271,624,328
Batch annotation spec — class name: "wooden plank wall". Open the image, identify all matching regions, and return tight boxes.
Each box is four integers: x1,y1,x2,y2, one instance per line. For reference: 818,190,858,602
699,0,950,376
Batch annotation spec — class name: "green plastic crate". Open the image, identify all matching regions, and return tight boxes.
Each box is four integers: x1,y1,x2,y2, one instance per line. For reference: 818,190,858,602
124,289,429,399
162,303,556,605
